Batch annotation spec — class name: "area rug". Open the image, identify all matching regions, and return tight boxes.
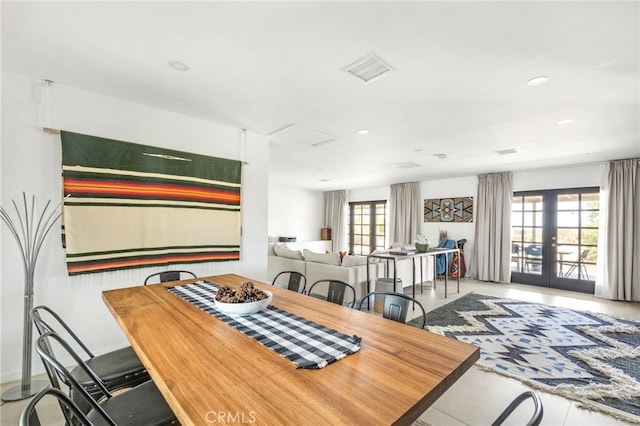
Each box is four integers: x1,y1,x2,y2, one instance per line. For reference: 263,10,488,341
409,293,640,423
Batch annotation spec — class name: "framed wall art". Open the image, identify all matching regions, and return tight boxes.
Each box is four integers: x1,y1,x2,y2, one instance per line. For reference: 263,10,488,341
424,197,473,222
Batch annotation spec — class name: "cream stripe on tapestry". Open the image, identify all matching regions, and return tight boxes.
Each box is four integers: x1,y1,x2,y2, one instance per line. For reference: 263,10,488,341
64,205,240,255
64,197,239,211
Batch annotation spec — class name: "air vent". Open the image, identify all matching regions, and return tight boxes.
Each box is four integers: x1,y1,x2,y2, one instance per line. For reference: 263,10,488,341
342,53,394,84
270,124,338,148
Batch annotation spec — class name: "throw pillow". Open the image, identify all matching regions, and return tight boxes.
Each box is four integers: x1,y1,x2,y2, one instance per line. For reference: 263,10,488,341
341,255,368,267
303,249,341,266
273,244,304,260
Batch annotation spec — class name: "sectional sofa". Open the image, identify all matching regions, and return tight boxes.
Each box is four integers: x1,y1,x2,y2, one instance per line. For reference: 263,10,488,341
267,244,433,300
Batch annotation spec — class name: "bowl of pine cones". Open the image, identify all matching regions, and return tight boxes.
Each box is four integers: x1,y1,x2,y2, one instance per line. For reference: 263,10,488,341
214,281,272,316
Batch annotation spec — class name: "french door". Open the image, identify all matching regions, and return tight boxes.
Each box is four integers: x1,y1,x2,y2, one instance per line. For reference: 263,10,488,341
511,188,598,293
348,200,387,255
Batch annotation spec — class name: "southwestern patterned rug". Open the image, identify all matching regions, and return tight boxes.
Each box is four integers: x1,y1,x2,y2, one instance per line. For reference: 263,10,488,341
409,293,640,423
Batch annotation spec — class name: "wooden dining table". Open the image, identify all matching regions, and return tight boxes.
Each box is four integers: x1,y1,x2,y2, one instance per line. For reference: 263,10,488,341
102,273,479,425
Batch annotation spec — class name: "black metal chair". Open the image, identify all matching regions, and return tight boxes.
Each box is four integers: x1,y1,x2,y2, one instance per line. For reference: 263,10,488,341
35,332,177,426
307,279,357,307
144,269,197,284
272,271,307,294
492,391,544,426
19,387,92,426
356,291,426,329
562,249,591,279
31,306,149,406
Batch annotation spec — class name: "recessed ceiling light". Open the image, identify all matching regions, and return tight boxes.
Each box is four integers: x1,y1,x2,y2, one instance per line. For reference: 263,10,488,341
434,154,447,159
168,60,189,71
527,76,549,86
357,129,369,134
557,119,573,125
413,148,422,152
495,148,519,155
391,161,422,169
318,178,331,182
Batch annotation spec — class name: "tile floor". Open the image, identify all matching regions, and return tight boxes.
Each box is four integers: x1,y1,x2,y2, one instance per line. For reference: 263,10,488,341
1,278,638,425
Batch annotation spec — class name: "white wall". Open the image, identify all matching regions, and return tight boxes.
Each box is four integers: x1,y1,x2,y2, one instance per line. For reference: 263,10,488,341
267,185,324,243
0,72,269,382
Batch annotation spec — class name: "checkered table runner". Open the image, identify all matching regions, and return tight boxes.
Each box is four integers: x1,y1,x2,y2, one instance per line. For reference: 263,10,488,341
167,281,361,369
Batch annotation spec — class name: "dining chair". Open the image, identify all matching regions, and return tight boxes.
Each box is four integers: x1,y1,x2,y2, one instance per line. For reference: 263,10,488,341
272,270,307,294
19,387,92,426
307,279,357,308
492,390,543,426
144,269,197,285
511,243,521,271
356,291,427,329
35,332,178,426
524,245,543,272
562,249,591,280
31,306,149,404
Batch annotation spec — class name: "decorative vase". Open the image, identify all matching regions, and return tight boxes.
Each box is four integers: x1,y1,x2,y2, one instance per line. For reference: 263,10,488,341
415,235,431,253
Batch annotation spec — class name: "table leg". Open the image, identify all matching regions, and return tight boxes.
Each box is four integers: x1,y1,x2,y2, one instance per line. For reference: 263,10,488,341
444,252,448,298
456,249,460,294
412,258,416,310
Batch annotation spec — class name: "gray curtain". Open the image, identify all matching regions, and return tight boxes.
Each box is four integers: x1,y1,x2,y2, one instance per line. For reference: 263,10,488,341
324,190,346,252
389,182,421,245
473,172,513,283
596,158,639,301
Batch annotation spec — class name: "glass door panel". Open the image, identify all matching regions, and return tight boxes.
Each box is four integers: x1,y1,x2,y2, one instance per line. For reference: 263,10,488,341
512,188,598,293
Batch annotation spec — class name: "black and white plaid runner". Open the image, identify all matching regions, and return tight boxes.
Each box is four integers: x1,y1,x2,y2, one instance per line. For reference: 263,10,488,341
167,281,361,369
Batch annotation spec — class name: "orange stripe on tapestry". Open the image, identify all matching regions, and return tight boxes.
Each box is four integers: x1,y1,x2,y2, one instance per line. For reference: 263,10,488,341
64,179,240,203
67,253,240,274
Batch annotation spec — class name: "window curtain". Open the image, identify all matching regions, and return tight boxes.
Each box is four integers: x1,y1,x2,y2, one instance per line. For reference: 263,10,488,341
324,190,346,252
389,182,420,245
595,158,639,301
472,172,513,283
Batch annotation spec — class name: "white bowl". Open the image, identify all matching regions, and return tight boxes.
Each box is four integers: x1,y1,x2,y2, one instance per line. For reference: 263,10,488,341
214,290,273,316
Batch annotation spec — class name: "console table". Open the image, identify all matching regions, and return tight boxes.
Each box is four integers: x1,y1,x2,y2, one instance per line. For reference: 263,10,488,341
366,247,461,299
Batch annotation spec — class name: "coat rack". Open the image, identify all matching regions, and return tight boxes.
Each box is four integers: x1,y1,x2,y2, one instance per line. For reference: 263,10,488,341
0,193,64,401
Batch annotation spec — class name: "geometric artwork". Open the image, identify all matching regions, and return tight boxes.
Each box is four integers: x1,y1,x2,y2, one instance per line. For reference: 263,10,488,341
60,131,242,275
410,293,640,423
424,197,473,222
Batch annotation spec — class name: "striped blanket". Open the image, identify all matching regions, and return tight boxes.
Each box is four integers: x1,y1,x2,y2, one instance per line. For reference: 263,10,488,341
61,131,241,275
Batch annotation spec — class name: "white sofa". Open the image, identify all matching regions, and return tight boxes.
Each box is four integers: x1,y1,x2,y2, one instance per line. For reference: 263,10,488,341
267,244,433,300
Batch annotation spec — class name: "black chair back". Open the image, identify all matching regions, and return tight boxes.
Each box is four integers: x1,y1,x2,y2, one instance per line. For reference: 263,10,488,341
35,332,117,424
19,387,92,426
356,292,427,329
307,279,356,307
272,271,307,294
491,391,543,426
144,270,196,285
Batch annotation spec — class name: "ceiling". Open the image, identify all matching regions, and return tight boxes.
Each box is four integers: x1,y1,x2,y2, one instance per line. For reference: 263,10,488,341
2,1,639,191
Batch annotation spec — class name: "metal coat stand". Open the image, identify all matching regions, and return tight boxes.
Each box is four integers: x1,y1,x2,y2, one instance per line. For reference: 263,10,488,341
0,193,63,401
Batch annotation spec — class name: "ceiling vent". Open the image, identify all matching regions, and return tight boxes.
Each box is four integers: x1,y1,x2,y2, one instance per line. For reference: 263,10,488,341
270,124,338,148
342,53,394,84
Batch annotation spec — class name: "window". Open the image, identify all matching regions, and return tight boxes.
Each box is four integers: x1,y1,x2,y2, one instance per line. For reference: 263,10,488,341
348,201,386,255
